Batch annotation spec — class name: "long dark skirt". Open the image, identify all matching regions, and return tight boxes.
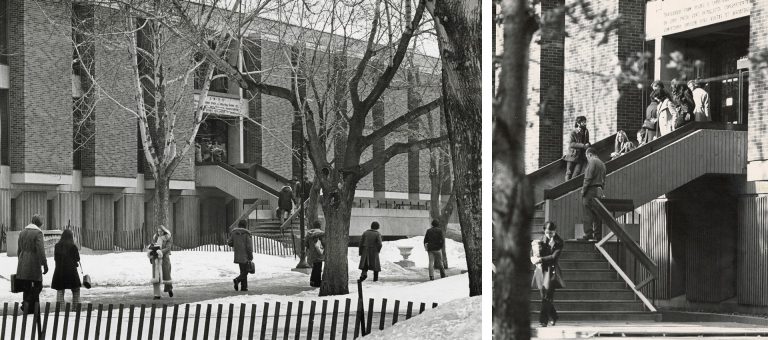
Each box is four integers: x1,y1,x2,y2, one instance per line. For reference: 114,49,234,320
310,261,323,287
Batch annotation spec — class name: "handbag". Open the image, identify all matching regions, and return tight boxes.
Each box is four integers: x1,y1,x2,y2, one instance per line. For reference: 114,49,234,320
79,261,92,289
543,267,565,290
10,274,20,293
247,261,255,274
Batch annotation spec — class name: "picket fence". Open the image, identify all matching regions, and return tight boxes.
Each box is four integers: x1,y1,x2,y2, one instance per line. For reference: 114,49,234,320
0,297,437,340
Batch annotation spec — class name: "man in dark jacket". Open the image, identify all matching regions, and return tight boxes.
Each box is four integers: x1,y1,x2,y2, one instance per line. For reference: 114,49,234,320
16,214,48,314
358,221,383,282
581,148,606,240
424,219,446,280
277,186,294,224
564,116,591,181
228,220,253,291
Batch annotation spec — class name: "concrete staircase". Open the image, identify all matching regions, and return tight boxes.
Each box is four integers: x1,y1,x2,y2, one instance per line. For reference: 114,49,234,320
249,219,299,248
531,240,660,322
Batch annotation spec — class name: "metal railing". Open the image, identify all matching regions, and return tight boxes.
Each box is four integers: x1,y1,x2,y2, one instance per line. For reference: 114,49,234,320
278,198,310,258
590,197,658,312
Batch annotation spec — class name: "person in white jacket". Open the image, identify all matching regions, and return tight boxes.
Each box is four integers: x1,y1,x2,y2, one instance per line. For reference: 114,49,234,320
656,89,677,136
688,80,711,122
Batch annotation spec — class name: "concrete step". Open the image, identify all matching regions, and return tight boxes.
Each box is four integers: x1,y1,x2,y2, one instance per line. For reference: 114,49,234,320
561,241,598,252
531,311,660,322
530,289,636,300
558,260,610,270
559,251,602,261
560,269,617,281
558,280,627,290
530,300,646,312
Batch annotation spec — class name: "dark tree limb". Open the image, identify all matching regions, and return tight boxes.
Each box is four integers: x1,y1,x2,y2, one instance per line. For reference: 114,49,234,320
357,136,447,179
361,97,441,149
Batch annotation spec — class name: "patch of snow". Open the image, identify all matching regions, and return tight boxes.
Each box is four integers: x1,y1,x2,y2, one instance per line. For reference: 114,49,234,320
365,295,482,340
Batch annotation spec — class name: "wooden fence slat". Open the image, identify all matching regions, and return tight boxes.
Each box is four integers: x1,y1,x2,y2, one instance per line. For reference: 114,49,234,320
51,301,60,340
283,302,293,340
192,304,202,340
43,302,51,340
148,304,156,340
293,301,303,340
72,303,83,339
203,304,212,340
378,299,387,331
307,300,317,340
215,304,223,340
19,302,26,340
160,304,167,340
105,304,114,340
226,303,234,340
137,304,145,340
182,304,190,340
84,304,93,340
405,302,413,320
32,302,41,340
341,299,350,340
249,304,257,340
127,305,135,340
116,304,124,340
260,302,269,340
271,302,281,340
366,299,374,335
10,303,17,340
330,300,339,340
419,303,426,314
238,303,246,340
62,303,71,340
1,302,7,340
352,300,360,339
319,300,328,340
95,304,103,340
171,304,179,340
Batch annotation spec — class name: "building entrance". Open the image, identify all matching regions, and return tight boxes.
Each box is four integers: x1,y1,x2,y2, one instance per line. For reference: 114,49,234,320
196,117,235,164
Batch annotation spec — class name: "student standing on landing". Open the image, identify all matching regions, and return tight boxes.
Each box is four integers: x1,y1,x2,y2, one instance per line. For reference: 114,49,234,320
580,148,606,241
564,116,590,181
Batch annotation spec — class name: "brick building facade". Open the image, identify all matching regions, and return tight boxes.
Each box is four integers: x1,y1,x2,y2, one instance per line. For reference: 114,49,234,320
0,2,442,247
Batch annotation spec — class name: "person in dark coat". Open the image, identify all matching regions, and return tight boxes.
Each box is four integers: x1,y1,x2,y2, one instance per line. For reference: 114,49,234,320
358,221,383,282
228,220,253,291
581,148,606,240
305,221,326,287
15,214,48,314
671,78,694,129
148,225,173,299
564,116,590,181
52,229,81,305
532,222,565,327
277,186,294,223
424,219,446,280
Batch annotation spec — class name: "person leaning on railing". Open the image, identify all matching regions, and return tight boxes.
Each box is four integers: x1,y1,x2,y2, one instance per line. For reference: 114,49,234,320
580,148,606,241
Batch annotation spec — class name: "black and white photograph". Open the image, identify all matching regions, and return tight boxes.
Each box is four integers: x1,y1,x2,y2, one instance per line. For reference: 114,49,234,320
0,0,482,339
494,0,768,338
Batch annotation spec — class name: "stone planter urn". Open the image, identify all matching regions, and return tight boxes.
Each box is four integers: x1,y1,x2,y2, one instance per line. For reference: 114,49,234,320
396,245,415,268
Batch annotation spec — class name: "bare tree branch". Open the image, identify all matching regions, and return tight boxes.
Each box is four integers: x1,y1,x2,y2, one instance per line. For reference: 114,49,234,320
361,96,440,148
357,135,447,178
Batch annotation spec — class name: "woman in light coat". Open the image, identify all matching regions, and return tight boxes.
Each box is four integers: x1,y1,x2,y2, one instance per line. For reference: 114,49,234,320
656,89,676,136
148,225,173,299
305,222,326,287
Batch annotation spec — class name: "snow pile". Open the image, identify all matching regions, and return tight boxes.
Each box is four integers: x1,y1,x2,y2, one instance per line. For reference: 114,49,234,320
365,295,482,340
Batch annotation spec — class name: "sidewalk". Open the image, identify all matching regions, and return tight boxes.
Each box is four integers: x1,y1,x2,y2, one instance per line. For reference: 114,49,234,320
533,321,768,339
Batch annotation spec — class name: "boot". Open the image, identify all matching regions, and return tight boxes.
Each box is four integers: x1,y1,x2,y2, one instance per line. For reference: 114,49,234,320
440,269,446,279
233,278,239,291
429,275,434,281
359,271,368,282
241,278,248,292
373,272,378,282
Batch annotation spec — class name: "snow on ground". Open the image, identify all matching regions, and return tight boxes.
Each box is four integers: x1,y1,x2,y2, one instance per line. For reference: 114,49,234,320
191,273,471,313
365,295,482,340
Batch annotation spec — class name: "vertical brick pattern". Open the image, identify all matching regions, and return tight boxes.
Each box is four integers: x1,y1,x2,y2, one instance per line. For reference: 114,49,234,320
616,0,645,135
9,0,73,174
383,84,409,193
260,40,294,179
243,38,262,165
372,100,385,192
538,0,565,167
748,0,768,171
563,0,620,153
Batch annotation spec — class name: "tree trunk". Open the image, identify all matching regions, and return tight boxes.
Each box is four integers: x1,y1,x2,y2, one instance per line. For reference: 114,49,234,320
318,183,355,296
306,177,321,228
154,174,172,235
494,0,538,338
430,0,482,297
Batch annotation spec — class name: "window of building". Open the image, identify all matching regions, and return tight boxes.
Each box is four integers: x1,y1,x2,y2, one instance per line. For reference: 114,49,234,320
0,89,7,166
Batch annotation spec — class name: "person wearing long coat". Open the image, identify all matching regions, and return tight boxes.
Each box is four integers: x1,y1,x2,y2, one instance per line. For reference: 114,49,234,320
148,225,173,299
277,186,294,223
564,116,590,181
305,222,325,287
532,222,565,327
15,215,48,314
52,229,81,305
228,220,254,291
358,221,383,282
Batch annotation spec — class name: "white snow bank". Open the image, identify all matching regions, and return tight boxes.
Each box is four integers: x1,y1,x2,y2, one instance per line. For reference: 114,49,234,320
365,295,482,340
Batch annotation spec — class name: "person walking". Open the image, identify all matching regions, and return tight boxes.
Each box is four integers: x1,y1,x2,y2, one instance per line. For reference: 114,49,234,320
228,220,253,291
15,215,48,314
306,221,326,287
671,78,694,129
424,219,446,280
580,148,606,241
564,116,590,181
358,221,383,282
277,186,294,224
148,225,173,299
656,89,676,136
642,89,660,143
689,79,711,122
531,222,565,327
51,229,81,305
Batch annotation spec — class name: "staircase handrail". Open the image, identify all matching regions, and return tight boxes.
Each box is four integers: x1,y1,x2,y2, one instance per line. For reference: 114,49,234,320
543,122,746,201
198,161,281,197
590,197,658,312
279,198,311,257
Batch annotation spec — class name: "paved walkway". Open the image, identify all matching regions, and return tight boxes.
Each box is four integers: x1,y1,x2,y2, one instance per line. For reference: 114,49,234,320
534,321,768,339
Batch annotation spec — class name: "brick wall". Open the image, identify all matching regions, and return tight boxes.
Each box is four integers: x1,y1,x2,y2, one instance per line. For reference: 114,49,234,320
616,0,645,135
748,0,768,178
538,0,565,167
243,38,262,164
8,0,73,174
259,39,294,179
